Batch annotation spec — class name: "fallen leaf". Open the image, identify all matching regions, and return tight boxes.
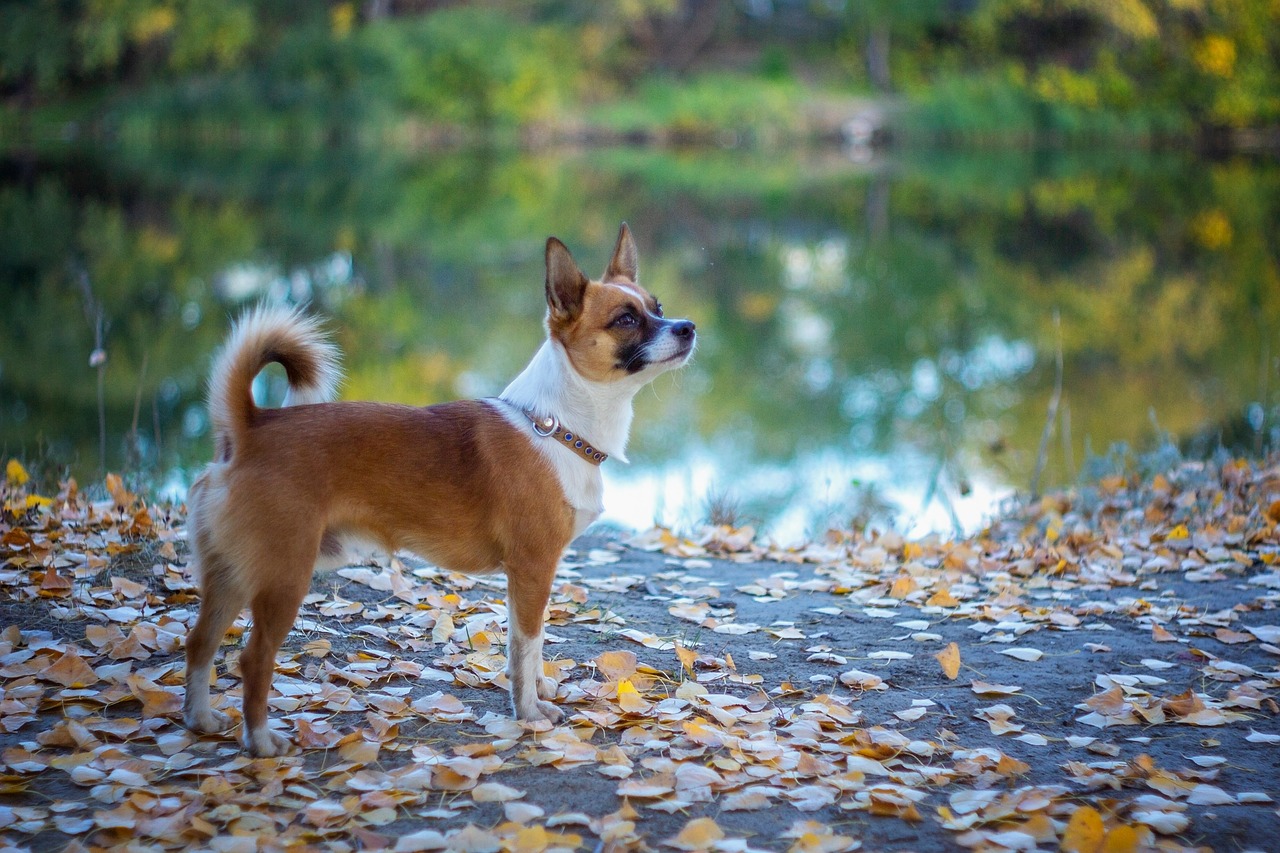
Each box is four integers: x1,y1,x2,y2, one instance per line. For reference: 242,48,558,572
674,643,697,677
1101,825,1140,853
664,817,724,850
1062,804,1105,853
472,782,525,803
935,642,961,680
595,650,638,682
42,650,99,688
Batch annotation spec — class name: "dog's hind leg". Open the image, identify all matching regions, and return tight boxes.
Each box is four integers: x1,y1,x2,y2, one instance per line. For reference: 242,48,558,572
504,560,563,724
183,553,246,735
238,564,313,756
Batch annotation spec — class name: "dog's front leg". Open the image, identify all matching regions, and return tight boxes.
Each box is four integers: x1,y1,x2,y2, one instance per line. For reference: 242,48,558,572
505,563,563,724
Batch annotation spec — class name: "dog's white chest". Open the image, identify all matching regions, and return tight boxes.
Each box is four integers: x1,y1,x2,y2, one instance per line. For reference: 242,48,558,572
488,399,607,537
574,507,601,537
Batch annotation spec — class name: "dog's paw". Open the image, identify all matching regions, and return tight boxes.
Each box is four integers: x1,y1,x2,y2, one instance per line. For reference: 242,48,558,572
184,707,232,734
513,694,564,725
537,675,558,700
242,726,294,757
518,700,564,725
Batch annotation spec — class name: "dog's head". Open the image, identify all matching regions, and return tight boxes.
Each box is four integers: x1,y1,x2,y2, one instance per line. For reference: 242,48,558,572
544,223,696,384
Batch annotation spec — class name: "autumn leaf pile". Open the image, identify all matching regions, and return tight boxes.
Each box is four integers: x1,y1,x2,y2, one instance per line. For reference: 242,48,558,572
1,457,1278,852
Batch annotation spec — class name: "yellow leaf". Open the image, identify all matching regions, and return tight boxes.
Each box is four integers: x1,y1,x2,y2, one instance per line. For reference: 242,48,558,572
889,576,918,599
675,642,697,677
1167,524,1189,540
682,719,724,747
5,459,29,485
512,825,549,853
1102,825,1140,853
615,679,648,714
1061,805,1105,853
935,642,961,680
1151,623,1176,643
926,586,959,607
902,542,924,560
666,817,724,851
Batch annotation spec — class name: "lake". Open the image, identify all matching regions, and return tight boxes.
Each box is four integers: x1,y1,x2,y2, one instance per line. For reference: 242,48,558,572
1,141,1276,542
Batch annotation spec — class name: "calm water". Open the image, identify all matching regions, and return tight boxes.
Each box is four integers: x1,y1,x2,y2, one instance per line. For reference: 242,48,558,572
2,143,1277,541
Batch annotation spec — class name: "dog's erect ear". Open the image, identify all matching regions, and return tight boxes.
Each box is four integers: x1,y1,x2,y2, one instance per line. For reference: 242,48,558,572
546,237,589,321
604,222,638,283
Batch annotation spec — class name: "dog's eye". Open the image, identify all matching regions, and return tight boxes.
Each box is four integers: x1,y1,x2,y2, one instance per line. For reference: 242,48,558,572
612,311,638,328
654,301,664,318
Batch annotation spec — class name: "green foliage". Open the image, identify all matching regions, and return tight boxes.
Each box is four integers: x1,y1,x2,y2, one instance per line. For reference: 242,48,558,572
0,0,256,98
360,8,581,128
892,0,1280,141
587,73,805,141
4,0,1279,143
0,2,74,97
901,68,1189,143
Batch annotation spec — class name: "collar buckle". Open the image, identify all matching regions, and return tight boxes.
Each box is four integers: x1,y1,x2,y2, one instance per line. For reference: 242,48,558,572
518,406,609,467
530,414,557,437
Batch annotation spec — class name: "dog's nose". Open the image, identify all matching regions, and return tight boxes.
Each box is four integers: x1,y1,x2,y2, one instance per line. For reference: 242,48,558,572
672,320,696,338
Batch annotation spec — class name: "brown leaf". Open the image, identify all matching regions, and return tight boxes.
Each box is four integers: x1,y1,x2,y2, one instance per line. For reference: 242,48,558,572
39,568,73,597
125,674,182,717
104,472,135,508
43,650,99,688
594,650,637,682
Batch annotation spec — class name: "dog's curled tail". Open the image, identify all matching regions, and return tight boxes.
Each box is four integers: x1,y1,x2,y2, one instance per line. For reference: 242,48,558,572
208,305,341,460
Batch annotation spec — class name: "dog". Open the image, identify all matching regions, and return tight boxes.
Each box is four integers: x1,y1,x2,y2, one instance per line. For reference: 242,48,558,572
183,224,696,755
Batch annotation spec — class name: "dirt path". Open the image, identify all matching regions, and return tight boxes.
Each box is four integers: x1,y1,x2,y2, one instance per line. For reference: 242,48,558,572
1,460,1278,851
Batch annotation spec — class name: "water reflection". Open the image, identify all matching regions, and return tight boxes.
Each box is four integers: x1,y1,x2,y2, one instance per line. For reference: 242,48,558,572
0,143,1276,541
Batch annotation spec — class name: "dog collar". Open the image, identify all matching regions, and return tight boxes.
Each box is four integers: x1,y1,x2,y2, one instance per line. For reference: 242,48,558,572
520,408,609,466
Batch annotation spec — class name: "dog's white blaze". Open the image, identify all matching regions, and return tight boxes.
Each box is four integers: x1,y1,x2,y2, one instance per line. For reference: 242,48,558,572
604,282,663,321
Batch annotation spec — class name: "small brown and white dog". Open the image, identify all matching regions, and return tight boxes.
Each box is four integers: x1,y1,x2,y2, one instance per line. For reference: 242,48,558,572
183,224,695,755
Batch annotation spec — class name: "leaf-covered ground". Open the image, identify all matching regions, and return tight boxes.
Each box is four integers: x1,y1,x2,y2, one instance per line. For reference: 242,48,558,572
1,457,1278,852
